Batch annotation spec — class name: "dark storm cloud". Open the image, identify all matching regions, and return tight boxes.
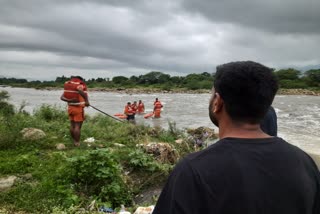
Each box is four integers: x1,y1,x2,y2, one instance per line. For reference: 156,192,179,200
0,0,196,78
181,0,320,34
0,0,319,80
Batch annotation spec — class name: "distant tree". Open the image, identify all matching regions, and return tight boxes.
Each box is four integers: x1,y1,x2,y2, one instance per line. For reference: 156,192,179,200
30,80,41,84
129,75,139,83
158,73,171,83
200,72,211,77
183,74,205,86
96,77,105,83
55,76,69,83
0,78,27,84
279,80,308,89
112,76,128,84
185,79,201,90
170,76,184,84
274,68,301,80
139,71,170,84
304,69,320,87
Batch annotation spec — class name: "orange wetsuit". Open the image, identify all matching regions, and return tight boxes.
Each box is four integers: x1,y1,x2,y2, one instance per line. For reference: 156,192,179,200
67,80,88,122
137,102,145,113
154,101,163,118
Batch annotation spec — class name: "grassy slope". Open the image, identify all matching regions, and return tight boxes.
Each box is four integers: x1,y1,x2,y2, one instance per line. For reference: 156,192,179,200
0,105,194,213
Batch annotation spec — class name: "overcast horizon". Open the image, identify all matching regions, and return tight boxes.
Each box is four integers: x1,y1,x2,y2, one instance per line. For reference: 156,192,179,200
1,0,320,81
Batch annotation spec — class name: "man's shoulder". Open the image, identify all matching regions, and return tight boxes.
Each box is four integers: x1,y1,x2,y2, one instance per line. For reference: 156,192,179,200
186,139,230,162
183,137,309,167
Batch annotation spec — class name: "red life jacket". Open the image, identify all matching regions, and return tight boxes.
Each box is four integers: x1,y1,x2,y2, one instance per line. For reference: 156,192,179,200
154,101,163,109
63,78,88,106
137,103,145,113
131,104,137,113
124,105,134,115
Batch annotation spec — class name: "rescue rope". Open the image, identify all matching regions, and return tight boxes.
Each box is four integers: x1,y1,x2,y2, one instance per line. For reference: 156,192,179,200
90,105,125,123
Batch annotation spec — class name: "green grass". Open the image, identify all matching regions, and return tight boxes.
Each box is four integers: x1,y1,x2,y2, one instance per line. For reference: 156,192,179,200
0,102,201,213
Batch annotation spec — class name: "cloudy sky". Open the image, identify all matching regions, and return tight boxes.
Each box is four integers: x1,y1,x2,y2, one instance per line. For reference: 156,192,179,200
0,0,319,81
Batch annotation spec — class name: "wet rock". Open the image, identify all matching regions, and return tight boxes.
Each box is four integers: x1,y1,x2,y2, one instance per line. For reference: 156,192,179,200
175,138,183,144
0,175,17,191
56,143,66,150
20,128,46,140
134,185,162,206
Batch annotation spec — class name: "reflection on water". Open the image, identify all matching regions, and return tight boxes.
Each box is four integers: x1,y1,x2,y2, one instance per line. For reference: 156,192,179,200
3,86,320,154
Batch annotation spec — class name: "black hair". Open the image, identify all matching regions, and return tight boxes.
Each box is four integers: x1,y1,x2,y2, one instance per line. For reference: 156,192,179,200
214,61,278,123
72,76,84,81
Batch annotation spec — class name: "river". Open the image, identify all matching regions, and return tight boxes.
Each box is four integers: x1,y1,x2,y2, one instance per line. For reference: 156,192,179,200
2,86,320,155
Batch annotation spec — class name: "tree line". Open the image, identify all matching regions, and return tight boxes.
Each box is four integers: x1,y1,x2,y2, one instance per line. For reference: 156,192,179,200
1,69,319,90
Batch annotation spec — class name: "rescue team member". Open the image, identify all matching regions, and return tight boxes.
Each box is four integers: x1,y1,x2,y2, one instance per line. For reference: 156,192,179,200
60,76,89,147
131,101,137,115
153,61,320,214
153,98,163,118
124,102,135,121
137,100,145,114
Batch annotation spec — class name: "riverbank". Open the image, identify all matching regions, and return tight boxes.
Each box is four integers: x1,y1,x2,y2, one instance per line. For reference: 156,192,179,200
0,105,205,213
277,88,320,96
30,86,320,96
82,88,320,96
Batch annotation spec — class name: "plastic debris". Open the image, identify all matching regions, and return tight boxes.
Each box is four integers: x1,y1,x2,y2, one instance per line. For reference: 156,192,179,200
99,206,114,213
84,137,95,143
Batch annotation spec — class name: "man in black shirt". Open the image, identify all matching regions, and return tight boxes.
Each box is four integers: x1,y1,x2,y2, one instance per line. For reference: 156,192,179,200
261,106,278,136
153,61,320,214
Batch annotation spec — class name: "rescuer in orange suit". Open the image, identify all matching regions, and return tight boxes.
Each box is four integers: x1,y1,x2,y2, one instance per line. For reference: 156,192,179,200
60,76,89,147
124,102,135,121
153,98,163,118
131,101,138,115
137,100,145,114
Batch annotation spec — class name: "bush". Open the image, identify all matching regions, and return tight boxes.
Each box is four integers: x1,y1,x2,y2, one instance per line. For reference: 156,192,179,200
0,103,192,212
0,101,15,115
34,105,66,122
67,149,131,207
279,80,308,89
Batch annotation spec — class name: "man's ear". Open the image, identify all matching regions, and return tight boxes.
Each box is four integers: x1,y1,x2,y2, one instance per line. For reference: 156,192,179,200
213,93,223,113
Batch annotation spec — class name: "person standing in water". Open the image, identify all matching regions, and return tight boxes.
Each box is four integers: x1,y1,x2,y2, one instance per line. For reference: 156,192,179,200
137,100,145,114
153,98,163,118
124,102,135,121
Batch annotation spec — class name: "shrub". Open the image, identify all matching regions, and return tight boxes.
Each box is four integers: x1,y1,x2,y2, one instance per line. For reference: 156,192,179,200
34,105,66,122
279,80,308,89
67,149,131,207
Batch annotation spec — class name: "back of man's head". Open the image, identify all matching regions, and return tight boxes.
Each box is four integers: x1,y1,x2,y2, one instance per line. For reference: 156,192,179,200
214,61,278,124
71,76,84,81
